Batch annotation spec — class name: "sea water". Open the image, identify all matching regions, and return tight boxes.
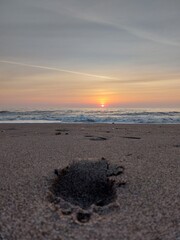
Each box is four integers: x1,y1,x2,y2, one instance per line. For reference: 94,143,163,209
0,108,179,123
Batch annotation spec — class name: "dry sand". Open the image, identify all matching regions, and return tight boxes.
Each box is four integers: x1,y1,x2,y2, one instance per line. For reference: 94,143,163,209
0,124,180,240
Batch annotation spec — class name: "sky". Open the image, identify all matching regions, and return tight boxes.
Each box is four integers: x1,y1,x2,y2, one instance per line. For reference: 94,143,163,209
0,0,180,108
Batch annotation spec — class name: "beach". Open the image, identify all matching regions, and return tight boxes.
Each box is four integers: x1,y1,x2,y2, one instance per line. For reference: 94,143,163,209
0,124,179,240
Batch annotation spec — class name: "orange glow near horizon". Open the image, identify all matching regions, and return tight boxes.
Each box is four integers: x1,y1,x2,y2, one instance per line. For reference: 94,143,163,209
0,64,180,108
97,96,109,108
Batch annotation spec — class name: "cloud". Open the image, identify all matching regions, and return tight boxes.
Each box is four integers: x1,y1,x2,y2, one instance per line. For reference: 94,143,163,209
0,60,118,80
103,73,180,85
119,25,180,47
70,7,180,47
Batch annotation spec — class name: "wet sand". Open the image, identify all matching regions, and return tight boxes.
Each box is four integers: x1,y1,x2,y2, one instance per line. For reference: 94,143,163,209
0,124,180,240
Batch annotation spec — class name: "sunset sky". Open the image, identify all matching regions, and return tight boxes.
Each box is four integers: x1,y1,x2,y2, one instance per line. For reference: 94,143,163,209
0,0,180,108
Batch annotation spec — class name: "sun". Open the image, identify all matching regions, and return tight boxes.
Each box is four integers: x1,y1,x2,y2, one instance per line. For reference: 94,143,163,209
98,97,108,108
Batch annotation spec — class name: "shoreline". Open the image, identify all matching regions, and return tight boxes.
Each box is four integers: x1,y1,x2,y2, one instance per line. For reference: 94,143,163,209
0,122,180,124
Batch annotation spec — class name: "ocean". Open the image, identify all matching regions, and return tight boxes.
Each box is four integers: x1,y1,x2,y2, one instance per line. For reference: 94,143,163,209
0,108,179,124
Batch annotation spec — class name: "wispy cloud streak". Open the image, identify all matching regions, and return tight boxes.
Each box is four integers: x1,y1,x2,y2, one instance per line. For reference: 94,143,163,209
0,60,118,80
72,12,180,47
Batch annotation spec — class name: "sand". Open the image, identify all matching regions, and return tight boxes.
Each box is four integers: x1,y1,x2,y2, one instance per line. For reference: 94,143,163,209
0,124,179,240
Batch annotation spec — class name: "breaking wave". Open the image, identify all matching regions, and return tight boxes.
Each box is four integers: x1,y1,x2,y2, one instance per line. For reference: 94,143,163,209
0,108,179,124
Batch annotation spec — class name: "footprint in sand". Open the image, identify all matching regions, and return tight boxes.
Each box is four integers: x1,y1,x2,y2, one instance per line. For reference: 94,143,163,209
55,129,69,135
123,136,141,140
173,144,180,148
49,159,126,223
85,135,107,141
